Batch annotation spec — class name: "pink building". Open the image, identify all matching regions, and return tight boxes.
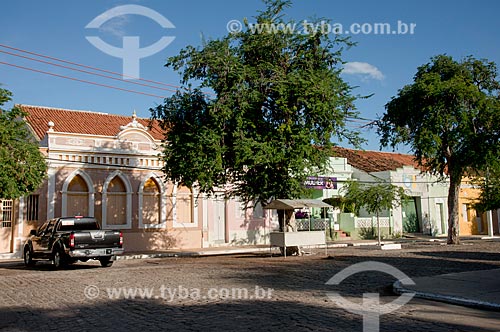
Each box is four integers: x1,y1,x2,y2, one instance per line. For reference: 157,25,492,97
0,105,271,257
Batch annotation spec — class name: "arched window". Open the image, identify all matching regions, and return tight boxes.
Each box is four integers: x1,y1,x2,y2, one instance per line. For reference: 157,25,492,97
138,174,169,229
61,170,94,217
106,176,127,226
142,178,161,225
66,175,89,216
102,171,132,229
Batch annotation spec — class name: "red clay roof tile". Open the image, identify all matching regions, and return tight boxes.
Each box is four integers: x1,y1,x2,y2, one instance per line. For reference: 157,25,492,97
332,146,419,173
19,105,164,141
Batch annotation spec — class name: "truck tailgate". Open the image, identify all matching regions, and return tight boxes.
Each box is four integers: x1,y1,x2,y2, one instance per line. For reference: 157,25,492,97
73,230,122,249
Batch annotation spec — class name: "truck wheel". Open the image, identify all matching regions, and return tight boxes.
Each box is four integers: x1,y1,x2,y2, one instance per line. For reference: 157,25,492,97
99,257,113,267
23,247,35,267
53,249,67,269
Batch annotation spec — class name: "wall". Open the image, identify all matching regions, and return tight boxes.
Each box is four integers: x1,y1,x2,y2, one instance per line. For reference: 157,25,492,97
370,166,450,236
459,179,487,236
338,213,391,240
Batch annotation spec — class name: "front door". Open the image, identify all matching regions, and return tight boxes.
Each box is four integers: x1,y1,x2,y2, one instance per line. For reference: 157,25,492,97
210,198,226,244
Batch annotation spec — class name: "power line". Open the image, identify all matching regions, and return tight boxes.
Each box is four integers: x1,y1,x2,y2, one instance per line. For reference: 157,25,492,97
0,61,169,99
0,43,215,97
0,43,181,90
0,44,376,119
0,49,179,94
345,117,375,124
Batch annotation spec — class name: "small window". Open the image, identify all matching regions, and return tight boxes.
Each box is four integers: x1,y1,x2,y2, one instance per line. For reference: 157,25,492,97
1,199,13,228
26,195,39,222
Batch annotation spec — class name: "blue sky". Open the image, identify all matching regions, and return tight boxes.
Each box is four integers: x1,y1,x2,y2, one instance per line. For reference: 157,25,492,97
1,0,499,152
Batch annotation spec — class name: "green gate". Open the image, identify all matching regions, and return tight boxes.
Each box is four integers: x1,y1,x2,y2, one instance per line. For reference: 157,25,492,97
402,197,419,233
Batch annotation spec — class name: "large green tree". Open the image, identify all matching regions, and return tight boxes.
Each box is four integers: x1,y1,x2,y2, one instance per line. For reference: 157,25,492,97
378,55,500,244
0,88,47,199
151,0,362,208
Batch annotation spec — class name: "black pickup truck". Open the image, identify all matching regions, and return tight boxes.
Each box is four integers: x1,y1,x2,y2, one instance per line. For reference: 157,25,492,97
23,216,124,268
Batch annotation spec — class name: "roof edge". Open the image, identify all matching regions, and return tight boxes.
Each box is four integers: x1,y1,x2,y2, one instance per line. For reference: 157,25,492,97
17,104,111,116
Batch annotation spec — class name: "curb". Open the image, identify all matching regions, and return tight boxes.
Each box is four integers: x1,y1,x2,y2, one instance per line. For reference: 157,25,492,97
116,247,274,260
393,280,500,311
0,260,24,268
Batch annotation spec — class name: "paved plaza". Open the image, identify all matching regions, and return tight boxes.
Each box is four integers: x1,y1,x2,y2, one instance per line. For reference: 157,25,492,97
0,240,499,331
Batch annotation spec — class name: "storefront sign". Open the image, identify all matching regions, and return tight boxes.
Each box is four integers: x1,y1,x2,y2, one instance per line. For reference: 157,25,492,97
303,176,337,189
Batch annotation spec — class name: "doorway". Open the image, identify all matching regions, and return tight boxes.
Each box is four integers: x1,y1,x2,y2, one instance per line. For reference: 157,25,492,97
210,198,226,244
436,203,447,235
402,197,420,233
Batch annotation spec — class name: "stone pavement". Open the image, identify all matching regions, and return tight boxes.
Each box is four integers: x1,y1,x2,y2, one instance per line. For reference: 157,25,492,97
119,238,500,312
2,237,500,315
1,240,500,331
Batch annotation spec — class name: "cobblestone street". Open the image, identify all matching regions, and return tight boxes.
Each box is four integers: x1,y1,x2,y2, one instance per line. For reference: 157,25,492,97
1,240,499,331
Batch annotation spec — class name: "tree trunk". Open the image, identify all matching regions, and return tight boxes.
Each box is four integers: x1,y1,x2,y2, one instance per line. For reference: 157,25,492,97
447,175,461,245
377,211,381,246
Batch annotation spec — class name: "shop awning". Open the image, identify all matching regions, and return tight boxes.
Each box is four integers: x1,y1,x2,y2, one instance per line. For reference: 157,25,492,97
263,199,332,210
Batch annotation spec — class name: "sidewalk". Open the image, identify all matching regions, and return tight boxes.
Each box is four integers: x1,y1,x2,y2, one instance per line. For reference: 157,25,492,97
394,269,500,311
116,244,274,260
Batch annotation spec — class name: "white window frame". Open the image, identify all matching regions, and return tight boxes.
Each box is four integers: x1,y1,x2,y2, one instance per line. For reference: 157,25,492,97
138,173,167,229
61,169,95,217
173,184,198,228
102,170,132,230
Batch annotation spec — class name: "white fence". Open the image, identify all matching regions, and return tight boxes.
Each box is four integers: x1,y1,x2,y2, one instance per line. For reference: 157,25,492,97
355,217,390,229
295,218,329,231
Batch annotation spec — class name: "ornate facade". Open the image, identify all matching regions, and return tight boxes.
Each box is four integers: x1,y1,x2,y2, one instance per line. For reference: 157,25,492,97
0,105,270,256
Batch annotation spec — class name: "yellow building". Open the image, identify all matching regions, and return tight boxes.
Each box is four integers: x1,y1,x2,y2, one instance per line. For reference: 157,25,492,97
458,178,488,236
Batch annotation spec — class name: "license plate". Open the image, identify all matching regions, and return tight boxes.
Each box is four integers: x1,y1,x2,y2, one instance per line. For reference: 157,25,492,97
92,231,104,239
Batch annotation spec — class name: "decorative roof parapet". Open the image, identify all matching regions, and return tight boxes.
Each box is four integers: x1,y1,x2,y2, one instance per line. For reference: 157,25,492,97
119,110,148,131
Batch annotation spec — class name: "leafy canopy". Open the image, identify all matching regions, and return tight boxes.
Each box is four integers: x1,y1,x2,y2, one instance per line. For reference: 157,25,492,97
0,88,47,199
378,54,500,180
151,0,363,204
377,54,500,244
342,181,407,216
